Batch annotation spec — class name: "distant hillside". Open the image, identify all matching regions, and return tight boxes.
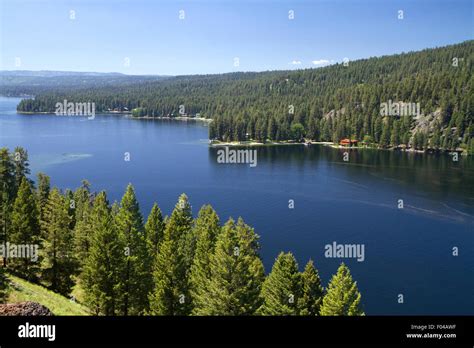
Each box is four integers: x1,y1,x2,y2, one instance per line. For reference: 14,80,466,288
0,70,170,96
5,274,89,316
0,70,126,77
11,40,474,152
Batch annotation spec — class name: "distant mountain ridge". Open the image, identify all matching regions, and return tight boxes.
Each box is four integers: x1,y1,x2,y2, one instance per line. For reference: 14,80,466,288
0,70,170,95
0,70,128,77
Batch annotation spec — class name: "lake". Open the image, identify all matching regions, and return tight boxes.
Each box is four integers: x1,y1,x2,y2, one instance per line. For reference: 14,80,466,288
0,96,473,315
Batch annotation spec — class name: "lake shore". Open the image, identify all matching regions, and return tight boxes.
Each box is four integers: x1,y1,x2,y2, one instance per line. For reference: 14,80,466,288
17,111,132,115
210,140,383,150
16,111,213,123
209,139,467,154
127,115,212,123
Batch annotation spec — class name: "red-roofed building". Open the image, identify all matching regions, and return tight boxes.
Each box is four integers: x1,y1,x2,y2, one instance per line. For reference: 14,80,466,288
339,138,358,146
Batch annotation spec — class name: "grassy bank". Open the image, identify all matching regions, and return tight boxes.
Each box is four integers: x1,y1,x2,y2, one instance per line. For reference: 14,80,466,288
6,274,90,316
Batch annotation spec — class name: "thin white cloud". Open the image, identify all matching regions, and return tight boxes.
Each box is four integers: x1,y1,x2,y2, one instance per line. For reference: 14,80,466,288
290,60,302,65
312,59,330,65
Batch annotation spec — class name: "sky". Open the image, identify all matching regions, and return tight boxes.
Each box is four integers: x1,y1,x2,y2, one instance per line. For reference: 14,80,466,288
0,0,472,75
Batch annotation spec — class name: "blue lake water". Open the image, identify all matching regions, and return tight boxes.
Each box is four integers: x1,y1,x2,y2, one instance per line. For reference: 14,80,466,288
0,96,473,315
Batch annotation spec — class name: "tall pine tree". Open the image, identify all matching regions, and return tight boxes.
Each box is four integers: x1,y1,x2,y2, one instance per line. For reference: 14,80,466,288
189,205,220,315
144,203,165,259
149,194,193,315
12,147,30,195
298,260,324,315
73,180,94,267
10,176,40,280
198,217,265,315
258,252,301,315
320,263,364,316
40,188,77,295
82,191,124,315
36,172,50,224
115,184,150,315
0,148,15,267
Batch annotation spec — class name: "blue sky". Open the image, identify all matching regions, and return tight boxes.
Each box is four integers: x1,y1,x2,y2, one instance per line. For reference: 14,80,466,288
0,0,472,75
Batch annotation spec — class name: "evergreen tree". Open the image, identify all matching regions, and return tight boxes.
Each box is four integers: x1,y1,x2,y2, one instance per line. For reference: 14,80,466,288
189,205,221,315
380,119,391,147
10,177,40,280
390,120,400,147
115,184,150,315
320,263,364,316
431,127,441,150
174,194,195,272
82,191,124,315
40,188,77,295
197,217,265,315
145,203,165,258
442,129,451,150
258,252,301,315
12,147,30,193
36,173,50,223
0,148,15,267
298,260,324,315
149,194,193,315
65,189,76,230
374,117,383,143
73,181,94,266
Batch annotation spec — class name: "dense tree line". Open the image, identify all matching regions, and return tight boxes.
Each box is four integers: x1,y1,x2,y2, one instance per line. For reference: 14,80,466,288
13,41,474,153
0,146,364,315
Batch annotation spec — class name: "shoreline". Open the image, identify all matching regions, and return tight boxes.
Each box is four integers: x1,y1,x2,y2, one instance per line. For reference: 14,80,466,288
16,111,212,123
210,140,333,147
17,111,132,115
127,115,212,123
210,140,467,154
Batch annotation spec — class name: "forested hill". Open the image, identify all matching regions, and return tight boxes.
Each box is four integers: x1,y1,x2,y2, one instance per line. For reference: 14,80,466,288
14,40,474,152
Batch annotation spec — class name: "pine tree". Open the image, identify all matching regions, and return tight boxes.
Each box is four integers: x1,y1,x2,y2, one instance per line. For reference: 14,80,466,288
82,191,124,315
145,203,165,258
115,184,150,315
431,127,441,150
40,188,77,295
298,260,324,315
198,217,265,315
320,263,364,316
189,205,220,315
149,194,193,315
73,181,93,267
258,252,301,315
174,194,194,271
0,148,15,267
380,119,391,147
36,173,50,223
12,147,30,194
390,120,400,147
374,117,383,143
10,177,40,280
